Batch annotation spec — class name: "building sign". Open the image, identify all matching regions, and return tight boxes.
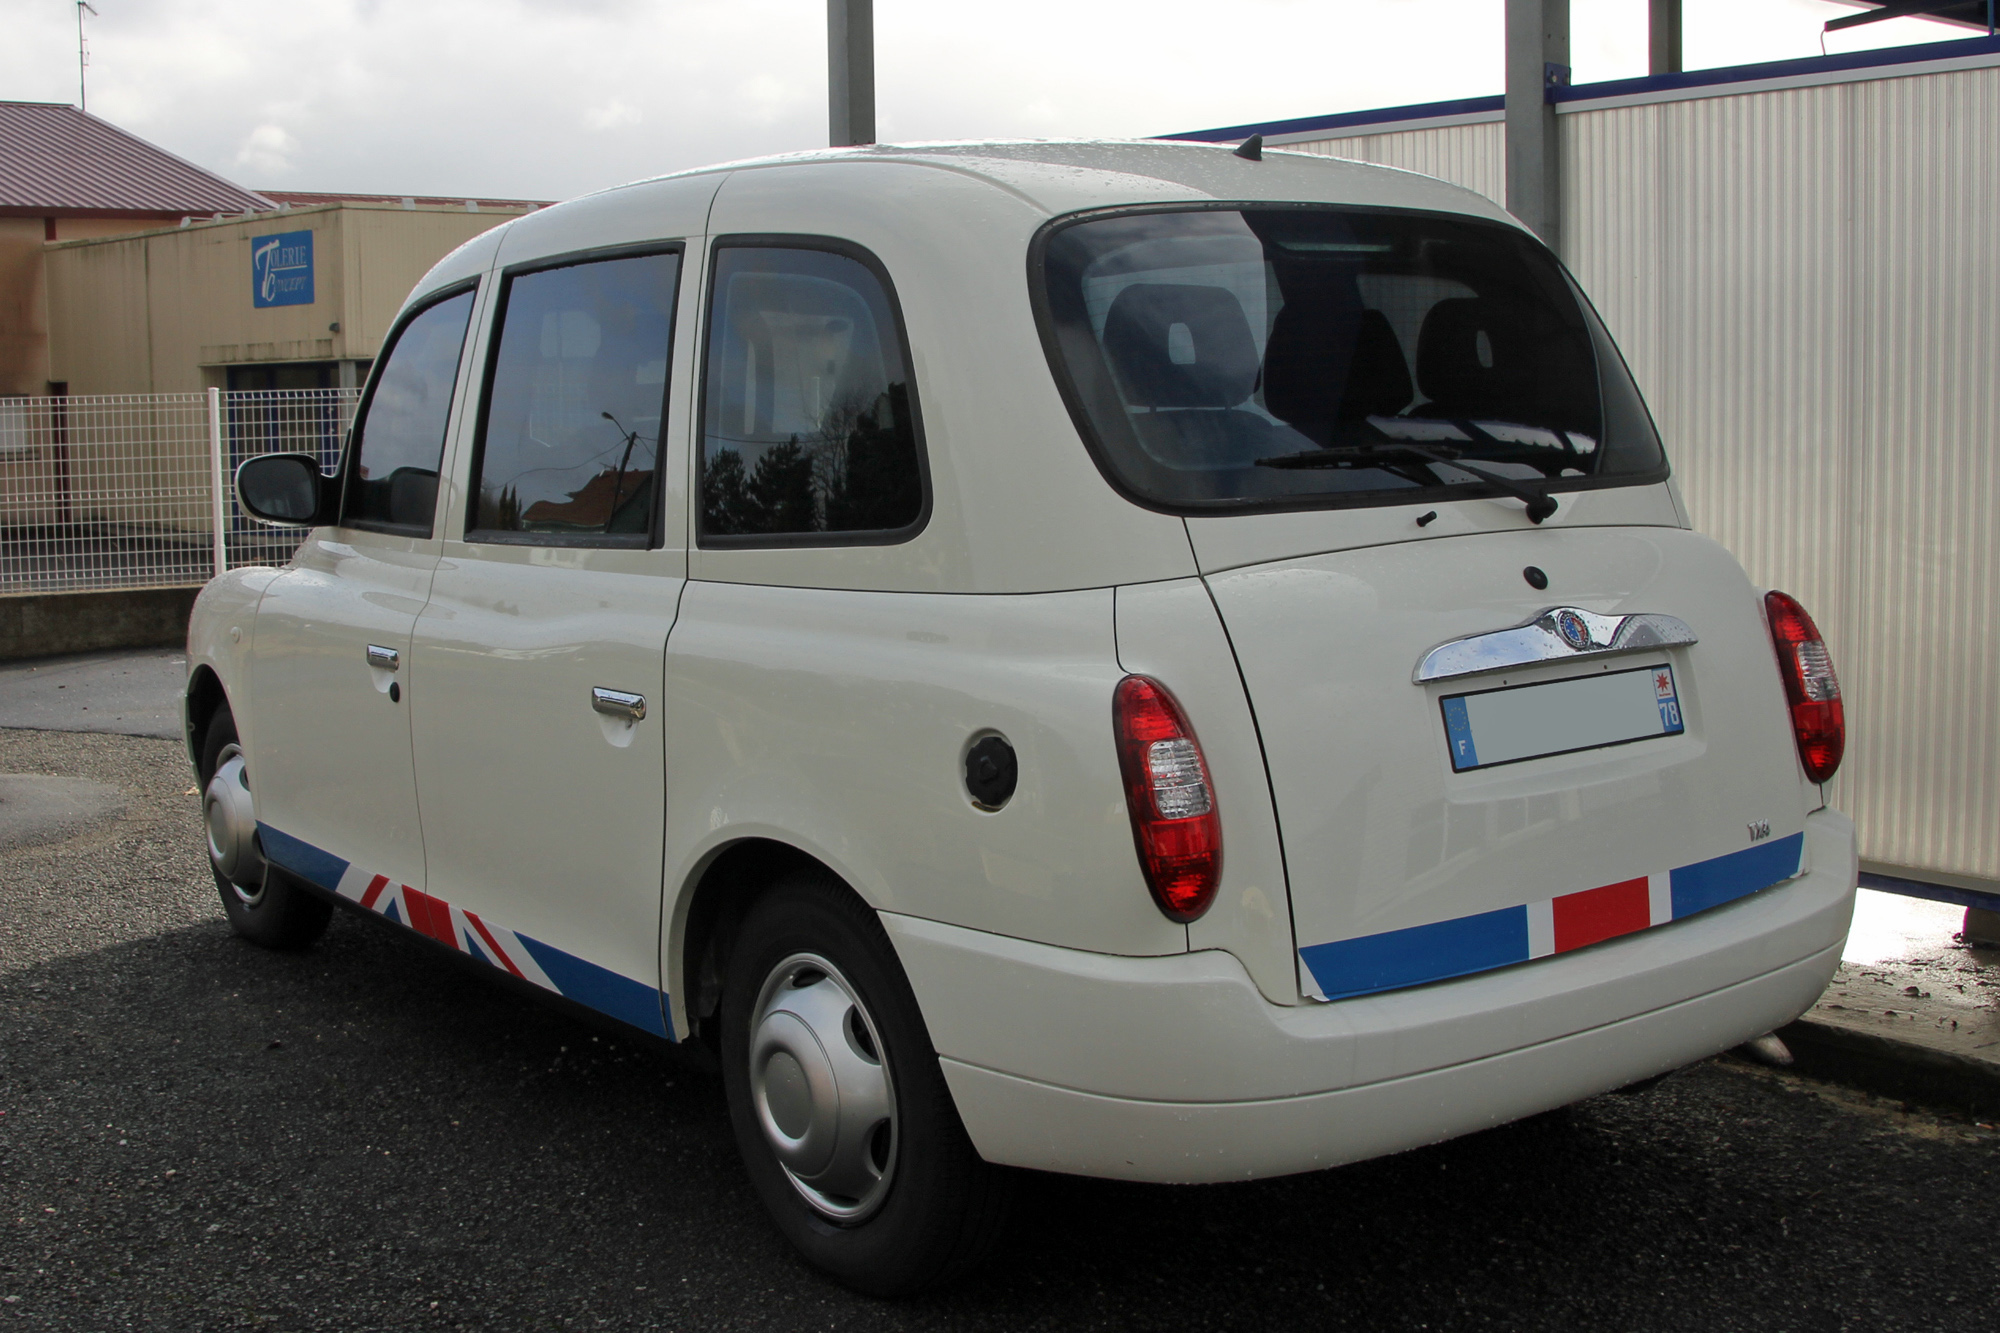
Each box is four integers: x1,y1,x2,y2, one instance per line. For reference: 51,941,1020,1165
252,230,314,308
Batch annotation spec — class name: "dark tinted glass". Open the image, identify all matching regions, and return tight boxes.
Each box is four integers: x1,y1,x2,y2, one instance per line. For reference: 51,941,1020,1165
1039,208,1665,511
345,289,475,531
470,251,680,541
700,246,923,541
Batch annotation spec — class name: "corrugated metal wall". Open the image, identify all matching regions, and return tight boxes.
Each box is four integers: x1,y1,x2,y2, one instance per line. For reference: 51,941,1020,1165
1288,122,1506,203
1286,65,2000,887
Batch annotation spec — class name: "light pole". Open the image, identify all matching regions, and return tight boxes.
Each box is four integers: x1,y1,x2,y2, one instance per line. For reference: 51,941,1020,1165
1504,0,1567,251
828,0,875,147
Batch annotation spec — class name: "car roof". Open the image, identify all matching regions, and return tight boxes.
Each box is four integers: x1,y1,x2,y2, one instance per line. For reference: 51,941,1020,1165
417,139,1521,303
400,140,1540,597
599,138,1518,228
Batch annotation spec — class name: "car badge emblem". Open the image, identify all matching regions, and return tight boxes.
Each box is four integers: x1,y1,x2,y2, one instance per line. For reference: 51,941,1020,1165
1554,609,1592,651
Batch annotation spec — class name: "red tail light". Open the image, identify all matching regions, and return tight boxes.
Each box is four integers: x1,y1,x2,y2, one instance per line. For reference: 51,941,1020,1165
1764,590,1844,784
1113,675,1221,923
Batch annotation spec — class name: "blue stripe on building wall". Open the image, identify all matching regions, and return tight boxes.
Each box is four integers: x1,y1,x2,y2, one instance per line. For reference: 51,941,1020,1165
1162,34,2000,144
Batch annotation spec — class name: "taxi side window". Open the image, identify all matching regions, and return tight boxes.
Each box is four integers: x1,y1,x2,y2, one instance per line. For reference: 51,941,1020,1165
699,241,927,544
343,288,476,534
467,250,682,544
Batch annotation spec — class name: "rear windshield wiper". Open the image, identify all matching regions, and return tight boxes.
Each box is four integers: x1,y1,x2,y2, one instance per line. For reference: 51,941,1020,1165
1255,442,1559,524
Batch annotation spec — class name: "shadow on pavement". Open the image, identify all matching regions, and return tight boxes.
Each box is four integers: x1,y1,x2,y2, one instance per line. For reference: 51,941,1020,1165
3,902,1995,1331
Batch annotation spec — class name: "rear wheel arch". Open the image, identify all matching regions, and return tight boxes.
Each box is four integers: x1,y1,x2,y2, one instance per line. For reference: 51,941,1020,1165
674,838,858,1051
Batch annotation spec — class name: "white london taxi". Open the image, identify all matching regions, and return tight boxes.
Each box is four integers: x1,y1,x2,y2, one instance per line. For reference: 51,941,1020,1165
189,140,1857,1295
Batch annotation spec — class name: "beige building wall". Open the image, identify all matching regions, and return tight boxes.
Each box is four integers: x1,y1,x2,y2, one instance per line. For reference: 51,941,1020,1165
0,214,174,396
11,203,528,548
0,218,50,395
44,202,525,395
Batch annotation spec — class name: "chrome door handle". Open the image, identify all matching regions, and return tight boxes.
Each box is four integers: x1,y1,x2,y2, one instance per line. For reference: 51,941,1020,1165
591,687,646,722
366,645,400,671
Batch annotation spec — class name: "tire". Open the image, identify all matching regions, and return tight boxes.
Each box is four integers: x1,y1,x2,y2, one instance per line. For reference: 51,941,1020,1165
720,872,1011,1296
199,703,331,950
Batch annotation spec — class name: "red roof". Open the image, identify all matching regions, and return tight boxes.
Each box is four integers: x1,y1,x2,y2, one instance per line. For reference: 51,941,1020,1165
0,101,270,218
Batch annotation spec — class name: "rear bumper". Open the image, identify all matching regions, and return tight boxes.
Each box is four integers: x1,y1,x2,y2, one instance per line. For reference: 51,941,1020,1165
885,807,1856,1183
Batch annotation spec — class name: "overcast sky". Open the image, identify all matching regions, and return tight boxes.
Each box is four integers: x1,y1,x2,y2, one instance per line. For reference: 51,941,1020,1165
0,0,1973,202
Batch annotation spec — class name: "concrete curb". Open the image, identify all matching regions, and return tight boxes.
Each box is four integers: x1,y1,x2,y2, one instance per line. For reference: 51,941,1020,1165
1779,1016,2000,1119
1775,952,2000,1119
0,587,199,662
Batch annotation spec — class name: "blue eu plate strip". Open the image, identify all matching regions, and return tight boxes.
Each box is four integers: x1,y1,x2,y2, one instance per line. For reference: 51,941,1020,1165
1441,695,1479,771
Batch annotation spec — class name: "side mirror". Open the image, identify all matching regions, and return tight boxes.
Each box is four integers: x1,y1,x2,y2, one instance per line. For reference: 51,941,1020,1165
235,453,334,526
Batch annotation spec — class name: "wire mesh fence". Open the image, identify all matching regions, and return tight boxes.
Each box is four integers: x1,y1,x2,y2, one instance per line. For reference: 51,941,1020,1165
221,389,354,571
0,388,358,595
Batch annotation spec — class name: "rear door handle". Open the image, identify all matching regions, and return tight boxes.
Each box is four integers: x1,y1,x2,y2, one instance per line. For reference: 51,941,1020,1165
366,645,400,671
591,687,646,722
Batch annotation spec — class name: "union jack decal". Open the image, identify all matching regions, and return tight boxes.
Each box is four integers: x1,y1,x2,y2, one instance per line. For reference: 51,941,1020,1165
256,823,672,1038
1298,832,1807,1001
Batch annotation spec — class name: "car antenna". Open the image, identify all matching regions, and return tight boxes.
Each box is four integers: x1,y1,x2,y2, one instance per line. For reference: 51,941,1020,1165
1234,134,1263,161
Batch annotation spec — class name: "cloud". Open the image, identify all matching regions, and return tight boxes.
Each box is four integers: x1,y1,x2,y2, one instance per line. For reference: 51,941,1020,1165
583,101,643,132
234,123,301,177
0,0,1970,203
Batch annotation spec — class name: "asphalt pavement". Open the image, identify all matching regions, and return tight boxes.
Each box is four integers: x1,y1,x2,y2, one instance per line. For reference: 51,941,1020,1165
0,651,186,740
4,702,2000,1330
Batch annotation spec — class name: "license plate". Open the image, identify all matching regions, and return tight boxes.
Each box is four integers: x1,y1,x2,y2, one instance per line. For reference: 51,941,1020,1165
1441,663,1684,772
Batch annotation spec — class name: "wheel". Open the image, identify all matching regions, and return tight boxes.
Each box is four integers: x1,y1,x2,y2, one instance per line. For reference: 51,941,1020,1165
199,703,331,949
720,872,1011,1295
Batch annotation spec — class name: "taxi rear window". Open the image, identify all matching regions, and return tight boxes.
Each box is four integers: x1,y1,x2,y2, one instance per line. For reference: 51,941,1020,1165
1034,206,1666,513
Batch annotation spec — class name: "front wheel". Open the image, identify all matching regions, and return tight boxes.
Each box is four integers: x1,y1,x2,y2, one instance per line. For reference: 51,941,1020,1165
720,873,1011,1295
199,703,330,950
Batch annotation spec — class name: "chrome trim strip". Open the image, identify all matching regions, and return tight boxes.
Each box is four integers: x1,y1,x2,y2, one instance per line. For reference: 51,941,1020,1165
1414,607,1697,684
591,687,647,723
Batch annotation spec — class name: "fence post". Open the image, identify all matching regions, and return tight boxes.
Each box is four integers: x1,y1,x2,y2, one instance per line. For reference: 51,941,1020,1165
51,391,72,528
207,386,227,580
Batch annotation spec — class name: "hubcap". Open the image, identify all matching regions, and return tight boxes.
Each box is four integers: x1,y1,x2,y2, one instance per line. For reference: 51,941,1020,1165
748,952,897,1223
204,743,266,905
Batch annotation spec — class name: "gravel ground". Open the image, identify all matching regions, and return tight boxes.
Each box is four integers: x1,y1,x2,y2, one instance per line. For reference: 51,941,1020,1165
3,727,1998,1332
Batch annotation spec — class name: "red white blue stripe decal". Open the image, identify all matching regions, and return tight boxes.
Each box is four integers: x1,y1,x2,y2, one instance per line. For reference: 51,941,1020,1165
1298,833,1806,1001
256,823,672,1039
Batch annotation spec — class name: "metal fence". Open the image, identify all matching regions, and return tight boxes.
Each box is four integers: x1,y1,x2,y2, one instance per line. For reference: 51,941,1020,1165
0,388,357,595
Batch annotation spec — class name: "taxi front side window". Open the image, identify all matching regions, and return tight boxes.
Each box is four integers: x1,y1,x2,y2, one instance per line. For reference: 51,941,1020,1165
343,287,476,535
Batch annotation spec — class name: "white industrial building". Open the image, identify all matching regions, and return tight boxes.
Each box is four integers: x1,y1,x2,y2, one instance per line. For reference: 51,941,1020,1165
1173,29,2000,903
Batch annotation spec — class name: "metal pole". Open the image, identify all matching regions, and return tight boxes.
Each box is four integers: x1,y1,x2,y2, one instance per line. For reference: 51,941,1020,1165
1648,0,1683,76
1505,0,1569,253
208,386,228,579
75,2,97,111
828,0,875,147
52,391,72,529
